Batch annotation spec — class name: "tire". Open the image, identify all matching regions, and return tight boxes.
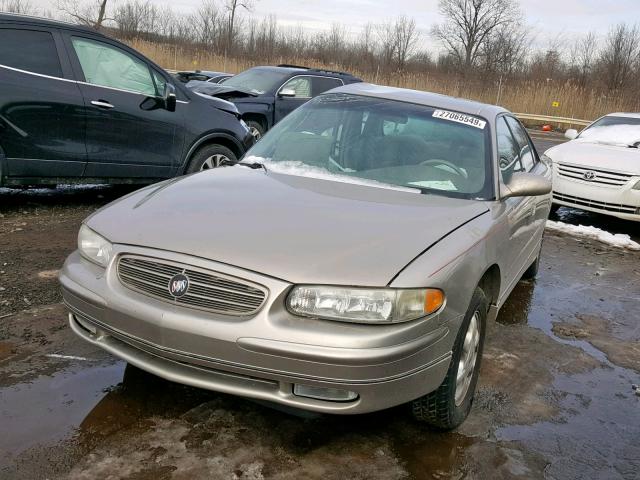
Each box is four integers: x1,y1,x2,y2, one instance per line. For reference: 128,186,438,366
411,287,488,430
245,120,266,140
522,254,540,279
186,144,236,174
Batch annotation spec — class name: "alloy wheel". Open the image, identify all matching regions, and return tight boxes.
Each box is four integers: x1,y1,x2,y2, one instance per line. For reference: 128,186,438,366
455,311,480,406
200,154,231,170
249,126,262,141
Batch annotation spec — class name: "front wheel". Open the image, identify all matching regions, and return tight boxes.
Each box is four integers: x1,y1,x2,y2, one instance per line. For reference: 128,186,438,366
411,287,487,429
245,120,265,141
186,144,236,173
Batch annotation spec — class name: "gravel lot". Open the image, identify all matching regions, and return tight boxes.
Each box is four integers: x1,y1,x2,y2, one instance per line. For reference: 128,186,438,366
1,134,639,479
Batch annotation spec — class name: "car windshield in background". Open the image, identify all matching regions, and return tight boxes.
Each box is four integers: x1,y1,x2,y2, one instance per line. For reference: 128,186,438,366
221,68,288,94
580,116,640,147
243,93,493,199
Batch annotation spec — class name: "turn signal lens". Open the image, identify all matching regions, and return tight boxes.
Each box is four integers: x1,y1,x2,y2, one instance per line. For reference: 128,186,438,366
425,289,445,315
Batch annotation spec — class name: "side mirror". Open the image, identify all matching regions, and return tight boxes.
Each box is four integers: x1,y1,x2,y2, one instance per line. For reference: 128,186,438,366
500,172,551,200
565,128,578,140
278,87,296,98
162,83,177,112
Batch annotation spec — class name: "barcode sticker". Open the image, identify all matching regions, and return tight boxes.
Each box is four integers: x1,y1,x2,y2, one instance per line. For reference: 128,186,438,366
433,110,486,129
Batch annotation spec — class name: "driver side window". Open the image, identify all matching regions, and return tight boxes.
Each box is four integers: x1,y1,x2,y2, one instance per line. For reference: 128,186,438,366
496,117,524,183
281,77,312,98
72,37,157,96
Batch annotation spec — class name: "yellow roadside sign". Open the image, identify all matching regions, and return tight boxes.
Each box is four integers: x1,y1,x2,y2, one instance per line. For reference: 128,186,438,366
552,101,560,108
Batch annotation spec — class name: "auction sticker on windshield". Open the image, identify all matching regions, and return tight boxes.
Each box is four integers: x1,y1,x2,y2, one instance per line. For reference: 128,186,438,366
433,110,486,129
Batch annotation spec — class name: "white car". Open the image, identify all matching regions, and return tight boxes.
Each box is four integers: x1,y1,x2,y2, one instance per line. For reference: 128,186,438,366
545,113,640,221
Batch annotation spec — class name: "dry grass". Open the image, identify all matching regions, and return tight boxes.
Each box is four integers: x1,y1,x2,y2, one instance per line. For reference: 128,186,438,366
128,39,640,122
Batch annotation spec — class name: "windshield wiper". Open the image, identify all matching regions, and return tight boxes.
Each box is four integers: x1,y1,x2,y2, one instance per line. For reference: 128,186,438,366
238,161,268,173
628,140,640,148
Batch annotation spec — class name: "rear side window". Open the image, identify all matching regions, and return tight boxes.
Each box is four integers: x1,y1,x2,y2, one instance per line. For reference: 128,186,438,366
71,37,156,96
0,28,62,77
312,76,342,96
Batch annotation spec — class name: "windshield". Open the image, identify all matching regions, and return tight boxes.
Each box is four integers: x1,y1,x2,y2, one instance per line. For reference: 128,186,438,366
579,116,640,146
243,93,493,199
221,68,288,94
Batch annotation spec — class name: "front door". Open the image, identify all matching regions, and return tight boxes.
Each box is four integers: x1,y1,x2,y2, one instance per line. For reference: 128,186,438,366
496,116,538,283
65,34,181,180
274,76,313,124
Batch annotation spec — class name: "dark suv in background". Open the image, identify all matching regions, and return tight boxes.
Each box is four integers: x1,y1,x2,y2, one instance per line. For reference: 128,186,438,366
192,65,362,139
0,14,254,187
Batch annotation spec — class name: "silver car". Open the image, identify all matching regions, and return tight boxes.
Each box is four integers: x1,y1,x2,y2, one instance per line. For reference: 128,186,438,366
60,84,552,429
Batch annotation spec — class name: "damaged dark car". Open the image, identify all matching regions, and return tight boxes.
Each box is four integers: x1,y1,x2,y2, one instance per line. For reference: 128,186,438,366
191,65,362,139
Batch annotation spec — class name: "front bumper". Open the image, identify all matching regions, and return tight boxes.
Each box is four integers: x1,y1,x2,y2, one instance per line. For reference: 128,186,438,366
552,165,640,221
60,246,455,414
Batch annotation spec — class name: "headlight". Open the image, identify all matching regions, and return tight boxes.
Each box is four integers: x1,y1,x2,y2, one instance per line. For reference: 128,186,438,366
287,286,444,324
632,180,640,190
78,224,112,267
541,154,553,165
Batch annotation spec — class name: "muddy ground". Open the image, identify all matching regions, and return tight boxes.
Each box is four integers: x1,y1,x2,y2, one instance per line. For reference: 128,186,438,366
1,136,640,479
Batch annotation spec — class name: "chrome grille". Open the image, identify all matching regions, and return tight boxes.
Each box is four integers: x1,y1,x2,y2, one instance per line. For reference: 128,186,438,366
117,256,267,316
553,192,638,214
557,163,634,187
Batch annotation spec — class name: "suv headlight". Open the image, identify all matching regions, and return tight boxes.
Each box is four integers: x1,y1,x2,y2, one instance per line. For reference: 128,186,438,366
287,286,444,324
78,224,112,267
541,154,553,166
632,180,640,190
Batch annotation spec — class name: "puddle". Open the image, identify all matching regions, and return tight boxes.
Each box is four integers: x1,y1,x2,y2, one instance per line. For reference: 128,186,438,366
0,362,125,460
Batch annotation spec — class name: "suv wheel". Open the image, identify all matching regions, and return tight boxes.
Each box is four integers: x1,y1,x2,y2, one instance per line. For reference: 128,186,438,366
245,120,265,140
186,144,236,173
411,287,487,430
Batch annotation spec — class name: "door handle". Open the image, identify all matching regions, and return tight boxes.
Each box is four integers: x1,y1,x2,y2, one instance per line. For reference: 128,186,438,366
90,100,114,109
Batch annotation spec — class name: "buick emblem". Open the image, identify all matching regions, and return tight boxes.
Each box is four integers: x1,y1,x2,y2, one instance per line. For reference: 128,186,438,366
168,273,189,298
583,171,596,181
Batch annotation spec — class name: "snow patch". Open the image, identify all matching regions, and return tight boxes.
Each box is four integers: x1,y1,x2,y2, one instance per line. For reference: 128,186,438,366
241,157,420,194
545,220,640,250
579,124,640,146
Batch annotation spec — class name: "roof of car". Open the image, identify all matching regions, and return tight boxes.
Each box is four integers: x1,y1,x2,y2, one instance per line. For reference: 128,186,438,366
251,65,361,80
0,12,100,34
328,83,509,119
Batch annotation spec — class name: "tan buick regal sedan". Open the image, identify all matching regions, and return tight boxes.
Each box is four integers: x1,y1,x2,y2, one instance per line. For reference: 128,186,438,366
60,83,552,429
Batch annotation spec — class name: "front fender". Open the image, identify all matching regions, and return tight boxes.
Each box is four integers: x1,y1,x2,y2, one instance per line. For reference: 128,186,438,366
389,210,504,325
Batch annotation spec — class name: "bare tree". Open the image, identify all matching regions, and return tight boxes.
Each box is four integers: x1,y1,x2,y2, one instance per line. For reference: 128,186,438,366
481,22,530,77
569,32,598,88
432,0,522,70
598,23,640,91
191,0,223,47
114,1,156,38
0,0,35,14
376,20,398,71
394,16,419,71
56,0,111,29
224,0,253,54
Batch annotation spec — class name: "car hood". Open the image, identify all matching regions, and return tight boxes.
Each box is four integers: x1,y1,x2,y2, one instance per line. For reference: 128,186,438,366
192,83,257,99
546,140,640,174
87,168,488,286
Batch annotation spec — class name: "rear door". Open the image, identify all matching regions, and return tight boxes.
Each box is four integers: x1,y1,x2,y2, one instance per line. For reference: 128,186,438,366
64,33,182,180
0,25,86,181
